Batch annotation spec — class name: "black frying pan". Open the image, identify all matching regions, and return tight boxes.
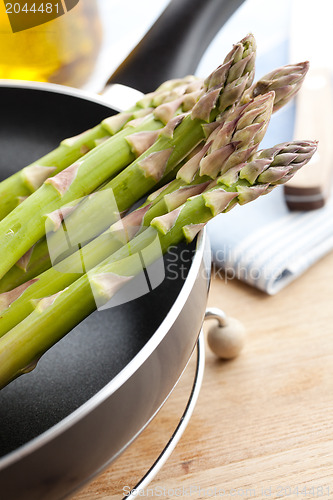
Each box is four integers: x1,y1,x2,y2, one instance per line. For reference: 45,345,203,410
0,1,244,498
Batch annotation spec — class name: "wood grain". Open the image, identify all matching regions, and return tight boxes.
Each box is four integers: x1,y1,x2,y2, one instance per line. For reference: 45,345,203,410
73,250,333,500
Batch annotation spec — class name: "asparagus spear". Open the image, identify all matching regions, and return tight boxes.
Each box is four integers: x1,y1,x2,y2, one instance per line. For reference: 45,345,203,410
0,101,188,278
241,61,309,112
0,139,317,388
152,140,318,241
67,61,306,240
141,90,274,216
0,58,308,293
0,57,307,292
0,93,272,335
0,76,202,221
0,34,256,281
0,86,271,293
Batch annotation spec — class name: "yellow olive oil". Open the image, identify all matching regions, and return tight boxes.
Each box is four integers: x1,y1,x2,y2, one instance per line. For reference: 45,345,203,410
0,1,101,87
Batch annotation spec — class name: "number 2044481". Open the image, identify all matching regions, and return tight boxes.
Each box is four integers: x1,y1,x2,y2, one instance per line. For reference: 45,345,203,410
276,485,330,497
6,3,60,14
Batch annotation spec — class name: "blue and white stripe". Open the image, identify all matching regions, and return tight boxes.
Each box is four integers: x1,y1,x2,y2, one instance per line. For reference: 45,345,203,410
209,191,333,294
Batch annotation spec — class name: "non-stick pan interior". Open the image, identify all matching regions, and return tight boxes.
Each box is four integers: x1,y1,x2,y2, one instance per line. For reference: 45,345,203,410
0,85,197,458
0,86,115,179
0,243,195,458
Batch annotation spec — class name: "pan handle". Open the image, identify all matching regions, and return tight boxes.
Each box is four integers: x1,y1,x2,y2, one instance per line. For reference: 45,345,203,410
106,0,245,93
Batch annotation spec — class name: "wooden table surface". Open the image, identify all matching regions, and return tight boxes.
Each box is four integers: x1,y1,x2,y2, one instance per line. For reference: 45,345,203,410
73,250,333,500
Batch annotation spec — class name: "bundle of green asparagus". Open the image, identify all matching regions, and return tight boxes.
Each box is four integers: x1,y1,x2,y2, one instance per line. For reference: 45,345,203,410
0,75,204,221
0,34,316,388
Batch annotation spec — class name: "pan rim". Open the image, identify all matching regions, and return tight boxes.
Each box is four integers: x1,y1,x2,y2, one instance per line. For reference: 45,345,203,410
0,80,208,468
0,79,121,111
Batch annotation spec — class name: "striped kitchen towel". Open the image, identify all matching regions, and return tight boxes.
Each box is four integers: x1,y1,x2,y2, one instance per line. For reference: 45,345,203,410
208,188,333,294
